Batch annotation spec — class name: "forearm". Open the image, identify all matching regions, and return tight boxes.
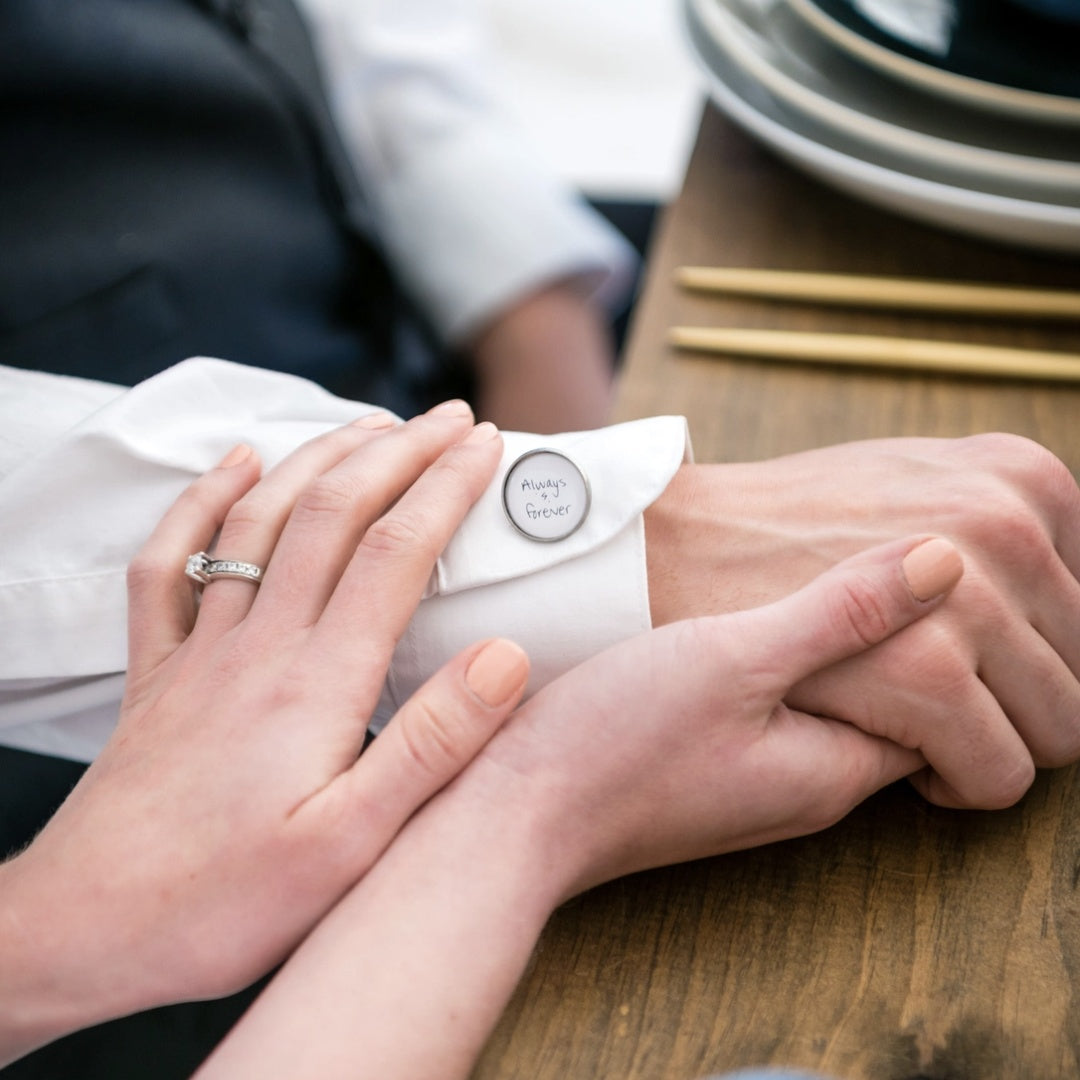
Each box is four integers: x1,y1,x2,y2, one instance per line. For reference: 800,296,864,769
196,774,567,1080
468,279,615,434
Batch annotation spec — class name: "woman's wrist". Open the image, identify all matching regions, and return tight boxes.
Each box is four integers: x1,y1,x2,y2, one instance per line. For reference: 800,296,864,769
0,819,173,1066
443,748,594,906
198,761,570,1080
0,851,109,1065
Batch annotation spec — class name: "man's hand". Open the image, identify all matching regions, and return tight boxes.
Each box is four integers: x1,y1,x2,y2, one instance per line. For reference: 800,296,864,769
468,279,615,433
645,433,1080,808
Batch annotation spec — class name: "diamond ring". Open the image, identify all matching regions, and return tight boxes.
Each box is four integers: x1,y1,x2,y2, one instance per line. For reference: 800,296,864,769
185,551,264,587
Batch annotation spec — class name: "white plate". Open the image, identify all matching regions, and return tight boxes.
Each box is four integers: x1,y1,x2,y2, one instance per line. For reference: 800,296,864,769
785,0,1080,125
682,0,1080,253
689,0,1080,203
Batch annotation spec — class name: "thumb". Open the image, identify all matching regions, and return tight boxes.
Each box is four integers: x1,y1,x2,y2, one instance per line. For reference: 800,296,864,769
743,536,963,690
328,638,529,850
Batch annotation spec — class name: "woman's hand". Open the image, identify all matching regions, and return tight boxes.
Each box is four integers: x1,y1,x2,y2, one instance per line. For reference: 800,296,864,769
193,536,966,1080
0,402,528,1063
468,535,968,899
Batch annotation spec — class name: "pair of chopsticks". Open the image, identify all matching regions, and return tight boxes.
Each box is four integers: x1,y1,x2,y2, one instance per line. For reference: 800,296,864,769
670,267,1080,381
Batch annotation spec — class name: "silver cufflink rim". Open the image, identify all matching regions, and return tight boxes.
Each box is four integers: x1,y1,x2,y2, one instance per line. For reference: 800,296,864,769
501,448,591,543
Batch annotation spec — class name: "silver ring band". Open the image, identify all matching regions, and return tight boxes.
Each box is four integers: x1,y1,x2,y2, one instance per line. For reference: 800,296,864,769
185,551,264,587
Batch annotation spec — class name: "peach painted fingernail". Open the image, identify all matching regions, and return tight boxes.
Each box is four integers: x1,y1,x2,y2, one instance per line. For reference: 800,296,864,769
462,422,499,444
217,444,253,468
428,399,473,417
902,538,964,601
465,639,529,706
352,411,396,429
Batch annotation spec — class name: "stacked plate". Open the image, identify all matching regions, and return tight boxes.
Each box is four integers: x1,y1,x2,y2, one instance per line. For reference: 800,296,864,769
682,0,1080,252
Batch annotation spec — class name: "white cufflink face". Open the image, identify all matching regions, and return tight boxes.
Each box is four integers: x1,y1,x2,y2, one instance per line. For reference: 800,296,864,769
502,449,590,542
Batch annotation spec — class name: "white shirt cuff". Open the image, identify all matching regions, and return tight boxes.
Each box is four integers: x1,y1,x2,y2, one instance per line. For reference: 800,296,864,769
374,418,690,728
0,358,689,760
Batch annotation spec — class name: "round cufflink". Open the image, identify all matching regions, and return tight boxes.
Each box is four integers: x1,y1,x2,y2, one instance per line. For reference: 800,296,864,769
502,449,590,542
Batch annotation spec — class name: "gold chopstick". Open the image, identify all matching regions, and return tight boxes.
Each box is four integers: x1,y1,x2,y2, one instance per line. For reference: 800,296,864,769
668,326,1080,382
676,266,1080,320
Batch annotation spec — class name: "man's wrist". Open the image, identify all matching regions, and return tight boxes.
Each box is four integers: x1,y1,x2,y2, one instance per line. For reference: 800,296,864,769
644,461,775,627
644,463,728,626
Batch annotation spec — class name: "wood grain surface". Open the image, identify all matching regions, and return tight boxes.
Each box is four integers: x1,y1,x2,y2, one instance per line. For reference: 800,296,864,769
471,105,1080,1080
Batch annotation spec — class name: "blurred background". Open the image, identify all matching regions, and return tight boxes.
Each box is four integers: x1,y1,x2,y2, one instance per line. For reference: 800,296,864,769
479,0,704,203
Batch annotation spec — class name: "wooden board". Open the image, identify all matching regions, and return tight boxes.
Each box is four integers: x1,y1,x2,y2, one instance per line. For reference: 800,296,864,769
472,105,1080,1080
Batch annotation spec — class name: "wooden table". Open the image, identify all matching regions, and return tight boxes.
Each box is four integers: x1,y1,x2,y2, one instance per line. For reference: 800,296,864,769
472,105,1080,1080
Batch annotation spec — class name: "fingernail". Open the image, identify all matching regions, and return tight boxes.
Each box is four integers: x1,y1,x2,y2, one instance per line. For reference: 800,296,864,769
462,421,500,444
465,639,529,706
428,399,473,418
352,410,396,429
902,538,963,601
217,443,253,468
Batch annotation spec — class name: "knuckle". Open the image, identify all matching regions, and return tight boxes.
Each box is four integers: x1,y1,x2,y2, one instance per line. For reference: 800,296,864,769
1046,727,1080,769
398,697,465,779
873,621,972,709
783,754,863,834
1027,458,1080,542
984,755,1036,809
1021,435,1074,486
947,480,1042,557
1024,690,1080,769
807,786,860,834
427,446,486,493
997,499,1052,557
220,487,275,535
979,484,1049,552
952,569,1009,626
827,574,894,650
964,432,1076,514
1033,729,1080,770
361,511,438,562
961,430,1035,460
332,782,384,843
959,431,1054,473
1041,457,1080,514
173,474,227,518
294,472,370,519
258,668,310,714
126,549,171,592
909,625,972,695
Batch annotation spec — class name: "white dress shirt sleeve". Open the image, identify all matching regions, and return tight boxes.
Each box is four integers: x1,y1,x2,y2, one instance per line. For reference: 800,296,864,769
297,0,636,343
0,359,689,761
